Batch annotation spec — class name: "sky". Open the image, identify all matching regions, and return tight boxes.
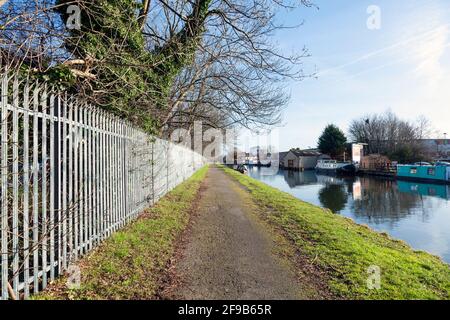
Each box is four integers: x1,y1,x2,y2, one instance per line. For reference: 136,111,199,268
272,0,450,151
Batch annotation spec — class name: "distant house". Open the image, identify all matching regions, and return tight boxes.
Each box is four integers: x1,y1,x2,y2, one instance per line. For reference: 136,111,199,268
282,149,327,170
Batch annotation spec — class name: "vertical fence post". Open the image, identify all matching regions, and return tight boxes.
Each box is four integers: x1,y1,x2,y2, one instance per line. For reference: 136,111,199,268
87,106,93,250
32,83,40,294
73,101,79,258
83,105,89,252
41,84,48,289
92,110,98,244
68,98,74,262
49,89,56,281
12,76,20,297
90,108,96,245
61,93,67,271
129,126,133,220
22,80,30,298
106,116,117,236
1,72,9,300
97,112,102,240
116,119,120,228
76,102,82,254
56,94,62,274
116,118,120,229
113,117,117,232
123,123,128,224
119,119,123,225
100,112,105,240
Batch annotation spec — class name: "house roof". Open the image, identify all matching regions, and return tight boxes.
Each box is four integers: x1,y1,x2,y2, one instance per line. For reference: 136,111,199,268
290,150,322,157
278,151,289,161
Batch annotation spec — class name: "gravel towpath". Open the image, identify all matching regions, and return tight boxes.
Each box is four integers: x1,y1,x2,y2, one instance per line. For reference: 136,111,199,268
169,166,308,300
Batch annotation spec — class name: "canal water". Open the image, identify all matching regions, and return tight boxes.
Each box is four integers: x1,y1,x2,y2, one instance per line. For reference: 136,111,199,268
247,167,450,263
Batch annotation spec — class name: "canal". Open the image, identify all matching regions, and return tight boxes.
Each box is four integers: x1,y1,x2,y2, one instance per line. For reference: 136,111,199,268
247,167,450,263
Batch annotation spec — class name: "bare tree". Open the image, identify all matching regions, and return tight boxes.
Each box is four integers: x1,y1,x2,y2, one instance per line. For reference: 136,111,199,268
0,1,67,71
147,0,314,133
415,115,436,140
1,0,313,135
348,111,434,162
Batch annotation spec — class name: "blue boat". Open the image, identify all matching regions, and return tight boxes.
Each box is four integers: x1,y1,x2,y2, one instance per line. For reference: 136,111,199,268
397,164,450,184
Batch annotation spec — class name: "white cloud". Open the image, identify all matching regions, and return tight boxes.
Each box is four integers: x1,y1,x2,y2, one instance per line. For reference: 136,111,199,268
411,25,449,90
317,24,450,81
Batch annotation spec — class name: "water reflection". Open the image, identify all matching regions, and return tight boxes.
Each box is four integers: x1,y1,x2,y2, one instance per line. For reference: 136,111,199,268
247,167,450,262
318,184,347,213
283,170,317,187
398,181,449,200
351,178,424,225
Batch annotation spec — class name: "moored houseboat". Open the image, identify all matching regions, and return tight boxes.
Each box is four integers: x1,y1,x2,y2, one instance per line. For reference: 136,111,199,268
397,164,450,184
315,159,356,174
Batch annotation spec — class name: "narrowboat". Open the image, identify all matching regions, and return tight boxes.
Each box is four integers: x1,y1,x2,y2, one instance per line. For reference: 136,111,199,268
315,159,356,174
397,164,450,184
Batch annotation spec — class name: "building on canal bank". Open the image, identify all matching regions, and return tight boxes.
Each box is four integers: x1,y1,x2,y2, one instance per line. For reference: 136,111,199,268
281,149,329,171
360,154,391,170
278,151,289,166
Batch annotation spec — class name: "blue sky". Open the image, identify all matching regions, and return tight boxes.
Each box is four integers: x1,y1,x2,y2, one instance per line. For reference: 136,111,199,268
273,0,450,151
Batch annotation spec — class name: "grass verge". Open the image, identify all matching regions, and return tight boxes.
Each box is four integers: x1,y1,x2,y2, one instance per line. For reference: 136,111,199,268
35,166,209,300
221,165,450,300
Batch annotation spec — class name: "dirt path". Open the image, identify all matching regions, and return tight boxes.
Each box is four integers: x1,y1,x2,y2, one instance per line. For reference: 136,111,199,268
166,167,310,300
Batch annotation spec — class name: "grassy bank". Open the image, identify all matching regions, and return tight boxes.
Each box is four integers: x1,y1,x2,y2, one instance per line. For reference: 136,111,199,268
221,166,450,300
35,166,209,300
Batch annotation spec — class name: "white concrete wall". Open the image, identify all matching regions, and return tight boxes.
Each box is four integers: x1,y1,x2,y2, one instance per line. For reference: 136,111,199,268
300,156,319,170
283,153,319,170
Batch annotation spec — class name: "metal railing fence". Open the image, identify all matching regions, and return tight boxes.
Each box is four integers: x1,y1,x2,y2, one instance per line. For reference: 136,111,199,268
0,70,206,299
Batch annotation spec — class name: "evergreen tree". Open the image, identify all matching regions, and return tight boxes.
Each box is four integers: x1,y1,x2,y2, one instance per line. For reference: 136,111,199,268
318,124,347,158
